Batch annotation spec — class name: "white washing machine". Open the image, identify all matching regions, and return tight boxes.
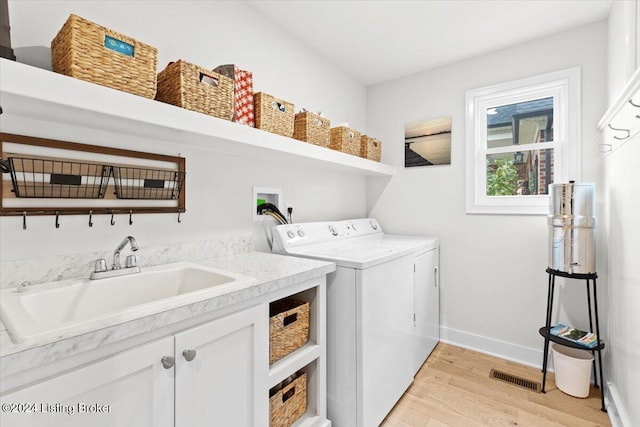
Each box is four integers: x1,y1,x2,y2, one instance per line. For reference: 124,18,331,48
272,218,440,427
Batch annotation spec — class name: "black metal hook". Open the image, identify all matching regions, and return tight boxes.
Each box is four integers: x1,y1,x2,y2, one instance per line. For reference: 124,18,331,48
177,211,182,223
110,211,116,226
22,211,27,230
0,158,10,174
129,210,133,226
55,211,60,229
89,210,93,227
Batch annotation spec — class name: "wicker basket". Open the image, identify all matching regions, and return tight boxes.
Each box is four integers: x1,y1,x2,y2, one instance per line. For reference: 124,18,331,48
293,112,330,147
51,14,158,99
155,60,234,120
254,92,295,137
330,126,362,156
270,372,307,427
269,299,309,364
360,135,382,162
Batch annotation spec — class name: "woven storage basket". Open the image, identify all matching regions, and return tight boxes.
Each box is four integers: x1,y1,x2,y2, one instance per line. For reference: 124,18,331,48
269,299,309,364
293,112,330,147
360,135,382,162
270,372,307,427
155,60,234,120
254,92,295,137
51,14,158,99
330,126,362,156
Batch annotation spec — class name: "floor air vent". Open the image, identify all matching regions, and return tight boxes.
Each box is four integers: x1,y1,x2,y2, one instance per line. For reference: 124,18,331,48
489,369,541,393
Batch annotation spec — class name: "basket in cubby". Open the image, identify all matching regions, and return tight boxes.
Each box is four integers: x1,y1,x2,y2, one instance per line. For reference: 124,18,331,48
330,126,362,156
155,60,234,121
269,371,307,427
254,92,295,137
360,135,382,162
51,14,158,99
293,111,330,147
269,299,309,364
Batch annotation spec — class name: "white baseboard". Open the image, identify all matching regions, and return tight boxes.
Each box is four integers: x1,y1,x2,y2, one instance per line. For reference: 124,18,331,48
606,383,631,427
439,325,552,370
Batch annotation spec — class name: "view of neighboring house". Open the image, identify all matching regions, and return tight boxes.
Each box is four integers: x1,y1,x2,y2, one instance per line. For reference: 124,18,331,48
486,98,554,195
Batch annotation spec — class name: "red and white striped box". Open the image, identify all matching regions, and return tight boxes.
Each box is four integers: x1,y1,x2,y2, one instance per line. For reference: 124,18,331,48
213,64,254,127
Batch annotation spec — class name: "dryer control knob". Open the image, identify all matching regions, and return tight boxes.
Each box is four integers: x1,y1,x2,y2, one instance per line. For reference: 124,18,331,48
370,220,378,230
297,230,305,237
287,230,296,239
329,225,338,236
351,222,358,230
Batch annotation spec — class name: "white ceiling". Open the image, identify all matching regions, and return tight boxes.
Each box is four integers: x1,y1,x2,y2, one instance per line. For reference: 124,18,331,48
245,0,612,86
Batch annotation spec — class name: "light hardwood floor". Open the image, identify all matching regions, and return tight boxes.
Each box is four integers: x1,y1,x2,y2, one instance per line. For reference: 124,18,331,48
382,343,611,427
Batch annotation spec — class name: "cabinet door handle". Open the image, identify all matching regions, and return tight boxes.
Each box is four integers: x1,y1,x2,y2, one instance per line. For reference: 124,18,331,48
183,349,197,361
161,356,175,369
434,266,438,287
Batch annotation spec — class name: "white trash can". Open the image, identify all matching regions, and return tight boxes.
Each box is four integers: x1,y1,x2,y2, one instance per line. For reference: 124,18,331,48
551,343,594,398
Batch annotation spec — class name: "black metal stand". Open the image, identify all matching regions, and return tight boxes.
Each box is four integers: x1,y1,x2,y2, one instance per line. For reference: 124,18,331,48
539,268,606,412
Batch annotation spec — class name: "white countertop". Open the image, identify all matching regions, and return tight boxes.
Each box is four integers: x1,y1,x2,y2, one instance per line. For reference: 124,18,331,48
0,251,334,377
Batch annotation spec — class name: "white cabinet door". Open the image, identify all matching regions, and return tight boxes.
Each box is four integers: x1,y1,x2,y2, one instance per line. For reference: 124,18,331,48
174,304,268,427
0,336,174,427
413,248,440,374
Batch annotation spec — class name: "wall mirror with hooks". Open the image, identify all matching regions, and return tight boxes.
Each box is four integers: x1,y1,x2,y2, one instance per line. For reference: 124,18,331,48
0,133,186,219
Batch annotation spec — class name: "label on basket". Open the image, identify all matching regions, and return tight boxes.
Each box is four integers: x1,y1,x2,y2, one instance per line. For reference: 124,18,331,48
143,179,165,189
104,35,134,57
50,173,82,186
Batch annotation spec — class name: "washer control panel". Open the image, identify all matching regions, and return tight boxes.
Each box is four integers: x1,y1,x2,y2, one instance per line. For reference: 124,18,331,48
271,218,383,253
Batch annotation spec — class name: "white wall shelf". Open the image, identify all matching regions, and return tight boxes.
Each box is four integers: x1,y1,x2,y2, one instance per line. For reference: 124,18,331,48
0,59,394,177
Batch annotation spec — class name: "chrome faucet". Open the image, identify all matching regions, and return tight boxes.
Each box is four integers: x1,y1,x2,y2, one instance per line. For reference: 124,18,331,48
90,236,141,280
113,236,139,270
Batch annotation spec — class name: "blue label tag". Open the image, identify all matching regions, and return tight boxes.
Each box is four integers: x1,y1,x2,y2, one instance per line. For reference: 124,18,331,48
104,35,134,57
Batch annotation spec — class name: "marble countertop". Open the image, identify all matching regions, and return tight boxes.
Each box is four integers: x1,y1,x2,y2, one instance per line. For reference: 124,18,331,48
0,251,334,377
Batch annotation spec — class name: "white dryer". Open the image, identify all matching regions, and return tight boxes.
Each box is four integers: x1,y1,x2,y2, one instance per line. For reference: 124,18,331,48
272,218,439,427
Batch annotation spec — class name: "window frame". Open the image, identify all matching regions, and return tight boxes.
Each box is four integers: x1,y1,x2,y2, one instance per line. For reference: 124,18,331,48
465,67,581,215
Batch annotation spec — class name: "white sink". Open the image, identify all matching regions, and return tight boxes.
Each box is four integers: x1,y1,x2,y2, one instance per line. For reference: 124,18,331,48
0,262,255,343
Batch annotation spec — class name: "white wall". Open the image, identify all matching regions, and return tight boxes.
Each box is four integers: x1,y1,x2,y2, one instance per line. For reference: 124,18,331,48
607,0,637,105
0,0,368,263
603,1,640,425
366,22,607,364
602,136,640,427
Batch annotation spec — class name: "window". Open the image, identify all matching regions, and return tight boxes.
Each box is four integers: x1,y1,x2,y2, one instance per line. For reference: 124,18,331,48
465,67,581,215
